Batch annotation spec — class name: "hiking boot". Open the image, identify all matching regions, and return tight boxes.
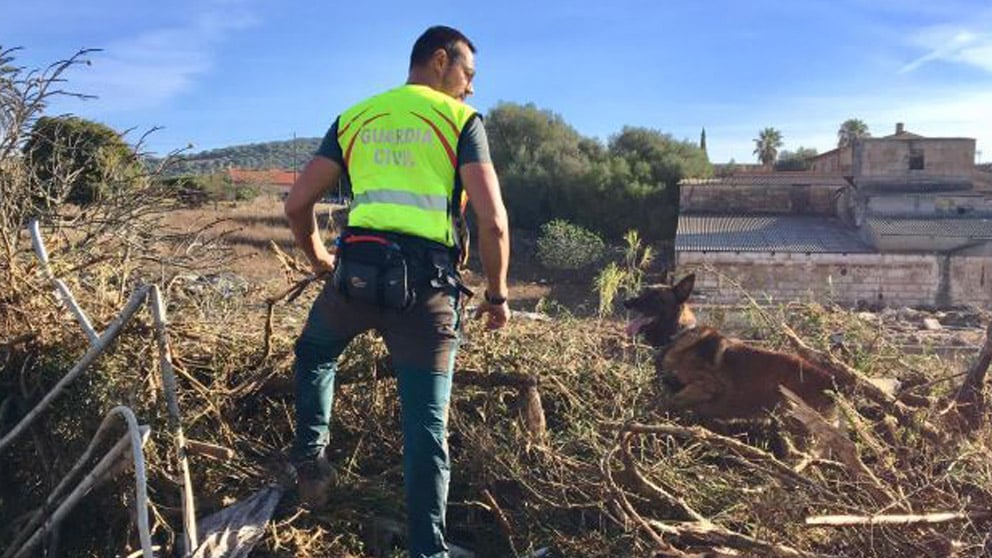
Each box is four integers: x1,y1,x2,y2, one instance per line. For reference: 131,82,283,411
293,453,337,508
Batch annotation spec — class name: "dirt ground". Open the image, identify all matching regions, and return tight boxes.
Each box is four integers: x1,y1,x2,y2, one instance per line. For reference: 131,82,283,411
168,194,601,311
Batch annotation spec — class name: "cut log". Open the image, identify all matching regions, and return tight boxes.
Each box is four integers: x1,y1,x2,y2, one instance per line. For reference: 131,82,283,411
186,439,236,461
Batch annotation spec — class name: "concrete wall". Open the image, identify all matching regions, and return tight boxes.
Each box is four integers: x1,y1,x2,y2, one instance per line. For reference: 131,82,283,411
677,251,992,308
950,257,992,307
680,183,839,215
811,148,853,174
865,192,992,217
853,138,976,187
859,225,989,254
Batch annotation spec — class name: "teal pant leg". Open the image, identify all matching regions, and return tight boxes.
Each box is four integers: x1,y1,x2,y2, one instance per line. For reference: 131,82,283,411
291,288,359,463
397,367,454,558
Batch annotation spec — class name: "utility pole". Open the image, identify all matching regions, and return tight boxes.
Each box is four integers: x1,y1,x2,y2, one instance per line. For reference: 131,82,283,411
292,132,298,183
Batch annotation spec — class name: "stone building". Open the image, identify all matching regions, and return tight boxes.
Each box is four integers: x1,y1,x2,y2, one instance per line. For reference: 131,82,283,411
677,124,992,308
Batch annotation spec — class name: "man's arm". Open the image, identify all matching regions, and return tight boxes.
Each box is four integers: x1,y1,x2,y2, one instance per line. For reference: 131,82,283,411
460,161,510,328
284,156,342,274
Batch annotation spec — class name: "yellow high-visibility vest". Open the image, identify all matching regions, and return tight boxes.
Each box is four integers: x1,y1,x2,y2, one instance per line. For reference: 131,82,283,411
338,84,477,247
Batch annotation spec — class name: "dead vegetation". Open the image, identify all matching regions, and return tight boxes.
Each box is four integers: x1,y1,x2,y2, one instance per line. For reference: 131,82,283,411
3,217,992,556
4,48,992,558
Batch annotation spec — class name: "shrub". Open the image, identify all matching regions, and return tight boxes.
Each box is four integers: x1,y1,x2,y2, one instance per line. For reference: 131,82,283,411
535,219,605,270
160,173,259,207
23,116,143,206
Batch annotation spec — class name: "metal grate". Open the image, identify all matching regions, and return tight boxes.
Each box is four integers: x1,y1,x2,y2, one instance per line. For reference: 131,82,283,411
677,215,875,253
866,217,992,238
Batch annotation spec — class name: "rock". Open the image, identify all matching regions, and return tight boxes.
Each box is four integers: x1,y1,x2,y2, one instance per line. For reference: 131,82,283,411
896,307,920,321
922,318,943,331
941,310,986,328
856,312,879,323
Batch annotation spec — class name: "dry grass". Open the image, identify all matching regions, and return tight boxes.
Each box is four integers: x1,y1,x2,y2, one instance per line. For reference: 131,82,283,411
164,194,303,281
2,197,992,557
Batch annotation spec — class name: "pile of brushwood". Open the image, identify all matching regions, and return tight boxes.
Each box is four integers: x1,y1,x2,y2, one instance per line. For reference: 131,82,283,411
3,213,992,557
5,45,992,558
7,46,992,558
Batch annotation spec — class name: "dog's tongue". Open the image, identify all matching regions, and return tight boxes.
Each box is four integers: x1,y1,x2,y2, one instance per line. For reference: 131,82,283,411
626,316,652,338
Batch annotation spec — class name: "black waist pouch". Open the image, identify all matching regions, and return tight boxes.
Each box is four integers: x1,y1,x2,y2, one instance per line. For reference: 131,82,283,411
333,233,414,310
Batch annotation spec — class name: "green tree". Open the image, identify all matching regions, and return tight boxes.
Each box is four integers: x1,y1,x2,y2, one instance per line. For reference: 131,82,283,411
837,118,870,148
485,102,594,229
485,102,706,248
753,127,783,167
774,146,818,171
24,116,142,205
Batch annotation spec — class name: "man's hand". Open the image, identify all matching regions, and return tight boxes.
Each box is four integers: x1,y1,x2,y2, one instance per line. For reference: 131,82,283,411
311,250,336,276
285,157,342,274
474,299,510,330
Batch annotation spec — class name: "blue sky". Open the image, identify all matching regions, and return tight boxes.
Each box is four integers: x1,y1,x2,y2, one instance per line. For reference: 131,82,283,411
4,0,992,164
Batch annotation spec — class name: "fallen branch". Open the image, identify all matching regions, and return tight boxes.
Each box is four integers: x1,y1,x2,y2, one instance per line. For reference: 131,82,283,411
952,321,992,431
605,429,826,557
779,387,899,507
261,272,328,361
0,285,150,455
806,510,992,527
482,488,520,556
648,520,838,558
619,431,708,523
779,323,941,441
622,422,810,487
150,284,198,555
600,444,688,557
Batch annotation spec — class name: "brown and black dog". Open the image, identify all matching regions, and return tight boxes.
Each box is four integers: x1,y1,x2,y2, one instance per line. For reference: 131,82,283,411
624,274,847,420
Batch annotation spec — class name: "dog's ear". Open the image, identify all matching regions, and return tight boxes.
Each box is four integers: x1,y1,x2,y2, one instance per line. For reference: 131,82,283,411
672,274,695,303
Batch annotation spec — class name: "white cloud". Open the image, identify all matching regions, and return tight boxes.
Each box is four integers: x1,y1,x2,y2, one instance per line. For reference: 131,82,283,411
54,6,256,113
900,9,992,73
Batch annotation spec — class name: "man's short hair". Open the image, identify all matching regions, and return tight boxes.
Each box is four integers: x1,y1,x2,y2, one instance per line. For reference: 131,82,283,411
410,26,476,69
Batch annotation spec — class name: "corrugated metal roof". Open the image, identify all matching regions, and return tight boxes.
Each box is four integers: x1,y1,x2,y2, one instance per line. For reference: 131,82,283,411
867,218,992,238
680,174,849,187
677,215,874,253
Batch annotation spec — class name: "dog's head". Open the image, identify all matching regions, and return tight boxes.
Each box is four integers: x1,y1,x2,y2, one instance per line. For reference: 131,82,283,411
623,273,696,348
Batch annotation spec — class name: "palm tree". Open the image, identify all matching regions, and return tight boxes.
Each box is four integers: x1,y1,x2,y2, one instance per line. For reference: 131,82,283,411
753,127,783,167
837,118,870,148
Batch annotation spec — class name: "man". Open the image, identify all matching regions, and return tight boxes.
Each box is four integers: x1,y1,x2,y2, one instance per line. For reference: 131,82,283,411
283,25,510,558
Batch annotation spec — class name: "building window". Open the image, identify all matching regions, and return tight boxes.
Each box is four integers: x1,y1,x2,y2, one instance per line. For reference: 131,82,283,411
909,148,924,170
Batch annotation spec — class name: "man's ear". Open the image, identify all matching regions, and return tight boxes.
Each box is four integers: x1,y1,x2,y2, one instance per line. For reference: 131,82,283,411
672,273,695,303
432,48,448,72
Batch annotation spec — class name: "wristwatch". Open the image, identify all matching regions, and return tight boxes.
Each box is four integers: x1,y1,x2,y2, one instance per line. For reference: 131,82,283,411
484,290,507,305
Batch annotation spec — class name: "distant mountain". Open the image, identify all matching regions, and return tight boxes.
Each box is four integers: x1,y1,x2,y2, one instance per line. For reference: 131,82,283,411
149,137,323,176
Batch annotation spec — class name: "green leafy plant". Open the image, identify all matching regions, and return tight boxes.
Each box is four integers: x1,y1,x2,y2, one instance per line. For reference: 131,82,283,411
594,262,625,318
535,219,605,270
594,229,655,317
